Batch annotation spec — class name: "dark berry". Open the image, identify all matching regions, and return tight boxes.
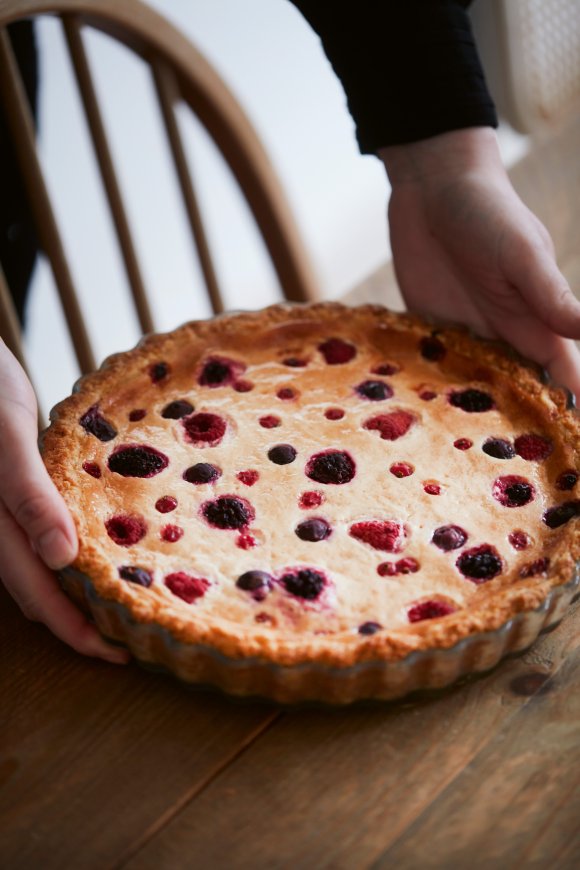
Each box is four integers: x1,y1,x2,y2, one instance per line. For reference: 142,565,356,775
482,438,515,459
268,444,297,465
408,599,456,622
325,408,345,420
161,524,183,543
202,495,254,529
372,363,399,376
165,572,209,603
183,463,222,484
283,357,307,367
234,380,254,393
161,400,194,419
390,462,414,478
277,387,296,400
519,557,550,578
557,470,579,491
456,545,502,583
259,415,281,429
82,461,101,479
454,438,473,450
419,390,437,401
199,356,244,387
349,520,406,552
514,434,553,461
508,530,530,550
182,412,226,446
295,518,332,542
149,362,169,383
237,470,259,486
236,570,273,601
108,444,169,478
355,380,393,401
306,450,356,484
106,514,147,546
492,475,535,508
128,409,147,422
449,389,495,413
299,491,324,509
358,621,382,635
155,496,177,513
432,525,467,551
118,565,153,587
363,411,415,441
543,500,580,529
79,404,117,442
279,568,326,600
419,336,446,361
424,483,441,495
318,337,357,365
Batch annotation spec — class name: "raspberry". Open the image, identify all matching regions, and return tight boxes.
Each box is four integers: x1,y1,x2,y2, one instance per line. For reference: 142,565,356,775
454,438,473,450
419,336,446,361
268,444,297,465
118,565,153,587
306,450,356,484
149,362,169,383
377,562,398,576
543,500,580,528
325,408,345,421
199,356,244,387
318,337,357,365
82,461,101,479
259,415,281,429
449,389,495,413
492,475,535,508
390,462,414,478
349,520,406,552
165,572,209,603
358,621,382,635
508,530,530,550
363,411,415,441
108,444,169,477
161,524,183,543
161,400,194,419
456,545,502,582
432,525,467,551
182,413,226,446
155,496,177,513
519,557,550,578
556,470,579,491
128,409,147,422
299,491,324,509
202,495,254,529
424,483,441,495
234,380,254,393
236,570,273,601
408,600,456,622
295,518,332,542
372,363,399,376
279,568,326,600
79,405,117,442
482,438,515,459
277,387,296,401
514,434,553,461
355,380,393,401
237,470,259,486
396,557,419,574
106,514,147,546
283,357,307,367
236,532,256,550
183,463,222,484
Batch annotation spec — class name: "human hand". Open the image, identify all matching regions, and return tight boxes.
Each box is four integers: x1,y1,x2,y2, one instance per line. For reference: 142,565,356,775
0,340,129,663
379,127,580,400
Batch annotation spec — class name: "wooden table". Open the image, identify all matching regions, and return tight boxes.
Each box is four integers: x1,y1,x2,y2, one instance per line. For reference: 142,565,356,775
3,115,580,870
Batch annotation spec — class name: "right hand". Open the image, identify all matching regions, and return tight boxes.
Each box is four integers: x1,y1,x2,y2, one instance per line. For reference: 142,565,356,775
0,339,129,664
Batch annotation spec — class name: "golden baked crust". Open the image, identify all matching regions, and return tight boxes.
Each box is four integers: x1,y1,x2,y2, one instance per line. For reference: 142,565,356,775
42,302,580,671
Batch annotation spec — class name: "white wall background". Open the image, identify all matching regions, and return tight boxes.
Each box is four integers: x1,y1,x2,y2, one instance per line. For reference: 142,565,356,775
24,0,528,414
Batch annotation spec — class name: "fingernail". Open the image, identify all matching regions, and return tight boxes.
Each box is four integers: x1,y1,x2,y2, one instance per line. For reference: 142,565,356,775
38,529,75,569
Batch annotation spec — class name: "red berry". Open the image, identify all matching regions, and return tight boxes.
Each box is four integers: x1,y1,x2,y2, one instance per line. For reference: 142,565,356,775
396,557,419,574
519,557,550,578
363,411,415,441
318,337,357,364
128,409,147,422
277,387,296,401
349,520,406,552
165,572,209,603
259,415,281,429
556,470,579,491
161,524,183,543
182,413,226,446
237,470,259,486
424,483,441,495
508,530,530,550
199,356,245,387
82,461,101,479
454,438,473,450
105,514,147,546
514,434,553,461
234,380,254,393
155,496,177,513
408,599,456,622
325,408,345,420
492,475,535,508
149,362,169,383
299,491,324,509
371,363,399,376
419,390,437,401
390,462,414,478
377,561,398,576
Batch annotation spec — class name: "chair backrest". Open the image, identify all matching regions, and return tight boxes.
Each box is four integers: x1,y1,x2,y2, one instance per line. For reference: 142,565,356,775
0,0,318,382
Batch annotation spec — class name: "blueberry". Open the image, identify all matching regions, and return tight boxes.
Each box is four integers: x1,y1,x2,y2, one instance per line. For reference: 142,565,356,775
358,621,382,635
543,501,580,529
183,463,221,484
108,445,169,477
295,518,332,542
355,380,393,401
482,438,515,459
236,570,273,600
161,400,194,419
450,389,495,413
431,525,467,551
118,565,153,587
268,444,297,465
79,404,117,442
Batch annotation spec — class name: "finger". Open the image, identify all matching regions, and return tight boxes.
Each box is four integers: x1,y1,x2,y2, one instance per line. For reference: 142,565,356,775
0,503,129,664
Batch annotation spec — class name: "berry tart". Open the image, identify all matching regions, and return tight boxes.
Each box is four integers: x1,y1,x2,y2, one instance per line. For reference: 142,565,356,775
41,303,580,703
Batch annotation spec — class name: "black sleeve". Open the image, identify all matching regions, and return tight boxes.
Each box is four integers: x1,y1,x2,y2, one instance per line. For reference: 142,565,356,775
289,0,498,153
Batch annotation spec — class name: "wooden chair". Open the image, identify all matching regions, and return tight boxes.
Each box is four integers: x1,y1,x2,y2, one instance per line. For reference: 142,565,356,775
0,0,318,382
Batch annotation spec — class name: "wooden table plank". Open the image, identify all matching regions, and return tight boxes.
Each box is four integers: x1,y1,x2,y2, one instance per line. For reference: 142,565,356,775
0,586,277,870
120,601,580,870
